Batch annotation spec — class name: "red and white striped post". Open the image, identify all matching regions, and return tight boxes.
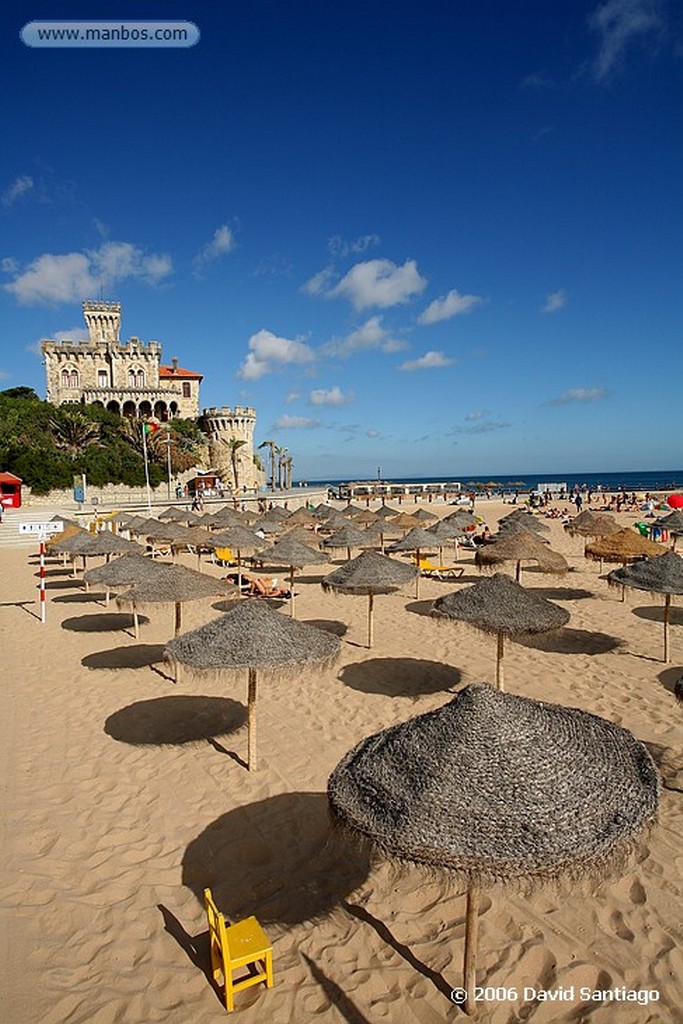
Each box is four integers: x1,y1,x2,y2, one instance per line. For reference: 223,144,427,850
39,537,46,624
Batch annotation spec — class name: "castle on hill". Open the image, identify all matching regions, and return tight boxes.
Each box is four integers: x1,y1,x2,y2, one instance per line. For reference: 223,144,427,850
41,300,265,492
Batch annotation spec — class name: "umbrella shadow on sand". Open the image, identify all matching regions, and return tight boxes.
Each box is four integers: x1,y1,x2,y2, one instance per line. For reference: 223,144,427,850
303,618,348,637
105,695,247,746
656,665,683,699
405,599,439,618
62,612,149,633
632,605,683,626
340,658,461,698
643,739,683,794
516,627,624,656
526,586,595,601
52,592,107,605
182,792,371,927
82,643,168,671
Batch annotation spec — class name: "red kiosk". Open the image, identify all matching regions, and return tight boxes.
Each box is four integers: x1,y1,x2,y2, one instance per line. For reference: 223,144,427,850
0,472,22,509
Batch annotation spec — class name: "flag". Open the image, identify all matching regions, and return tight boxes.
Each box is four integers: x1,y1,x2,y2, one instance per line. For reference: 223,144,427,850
143,421,160,435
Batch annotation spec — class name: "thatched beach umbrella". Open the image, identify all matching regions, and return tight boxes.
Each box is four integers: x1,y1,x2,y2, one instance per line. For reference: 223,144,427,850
387,527,442,598
443,510,478,530
323,524,369,562
475,530,568,581
412,507,438,523
158,506,190,522
374,504,400,520
585,529,664,578
391,511,421,532
432,573,569,690
350,508,379,526
564,510,620,539
211,525,261,591
608,550,683,662
164,601,340,770
52,530,143,575
339,503,366,518
117,564,238,638
286,506,318,526
321,550,417,648
83,553,170,605
261,505,289,522
328,683,660,1016
427,520,466,562
257,535,329,618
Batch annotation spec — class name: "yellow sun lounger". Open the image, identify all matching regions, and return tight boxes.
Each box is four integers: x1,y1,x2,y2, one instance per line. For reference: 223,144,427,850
415,557,465,580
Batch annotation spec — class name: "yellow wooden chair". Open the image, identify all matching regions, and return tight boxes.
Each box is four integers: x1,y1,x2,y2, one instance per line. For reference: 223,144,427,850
204,887,274,1012
213,546,235,567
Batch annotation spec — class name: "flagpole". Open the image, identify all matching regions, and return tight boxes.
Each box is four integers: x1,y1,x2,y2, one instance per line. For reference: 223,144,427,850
142,422,152,515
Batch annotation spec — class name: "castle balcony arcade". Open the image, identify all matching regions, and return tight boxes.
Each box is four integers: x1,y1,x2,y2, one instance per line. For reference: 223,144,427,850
81,387,181,421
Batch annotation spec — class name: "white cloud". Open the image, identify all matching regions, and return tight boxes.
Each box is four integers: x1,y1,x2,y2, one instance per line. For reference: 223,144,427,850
2,257,19,274
2,175,34,208
399,350,455,371
4,241,173,306
0,369,10,381
193,225,235,270
450,420,511,435
285,390,300,404
328,258,427,310
366,428,381,438
309,386,353,407
302,266,336,296
542,289,567,314
273,414,320,429
322,316,407,358
548,387,609,405
465,409,490,421
26,325,91,356
238,329,315,380
418,289,483,325
588,0,665,81
327,233,380,258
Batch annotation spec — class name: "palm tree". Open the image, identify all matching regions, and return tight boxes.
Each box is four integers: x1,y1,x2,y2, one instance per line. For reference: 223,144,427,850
50,412,101,458
224,437,247,492
258,439,277,491
276,445,287,490
283,454,293,489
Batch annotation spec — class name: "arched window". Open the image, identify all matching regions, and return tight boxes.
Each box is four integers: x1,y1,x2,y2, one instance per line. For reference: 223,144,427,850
64,368,79,389
136,369,145,388
97,369,108,388
128,369,136,387
182,381,191,398
61,369,70,388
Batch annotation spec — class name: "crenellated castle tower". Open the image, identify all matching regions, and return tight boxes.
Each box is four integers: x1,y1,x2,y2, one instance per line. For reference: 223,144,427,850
203,406,265,492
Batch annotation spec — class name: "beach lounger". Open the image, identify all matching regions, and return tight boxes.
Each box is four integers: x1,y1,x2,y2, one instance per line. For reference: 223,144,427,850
415,557,465,581
204,887,274,1012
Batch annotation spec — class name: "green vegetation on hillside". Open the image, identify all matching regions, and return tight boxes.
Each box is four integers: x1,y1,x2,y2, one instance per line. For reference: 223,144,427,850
0,389,207,494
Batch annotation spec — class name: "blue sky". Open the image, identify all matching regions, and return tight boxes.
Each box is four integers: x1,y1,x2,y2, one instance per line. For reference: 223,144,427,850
1,0,681,481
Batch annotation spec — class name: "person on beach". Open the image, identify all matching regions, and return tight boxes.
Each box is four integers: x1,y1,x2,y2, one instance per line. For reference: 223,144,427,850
574,493,583,512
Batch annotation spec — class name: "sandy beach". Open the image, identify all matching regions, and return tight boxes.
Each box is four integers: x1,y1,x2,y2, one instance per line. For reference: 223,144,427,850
1,499,681,1024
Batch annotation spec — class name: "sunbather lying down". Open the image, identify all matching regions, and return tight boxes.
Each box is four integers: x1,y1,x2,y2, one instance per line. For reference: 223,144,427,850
223,572,291,599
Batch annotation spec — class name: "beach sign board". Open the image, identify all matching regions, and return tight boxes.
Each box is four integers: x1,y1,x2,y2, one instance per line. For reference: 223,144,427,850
19,521,65,535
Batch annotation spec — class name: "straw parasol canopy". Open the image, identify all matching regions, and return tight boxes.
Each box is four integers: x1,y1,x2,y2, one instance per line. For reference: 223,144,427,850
257,535,330,618
350,508,379,526
374,504,400,520
117,564,238,638
158,506,190,522
475,530,568,581
432,573,569,690
564,510,620,539
387,527,441,598
286,506,318,526
391,511,421,531
339,503,366,517
608,550,683,662
497,514,549,538
83,553,170,604
164,601,341,770
412,507,438,523
328,683,660,1014
584,528,664,567
51,530,143,574
206,507,246,529
261,505,289,522
321,550,417,648
443,510,478,530
322,524,369,562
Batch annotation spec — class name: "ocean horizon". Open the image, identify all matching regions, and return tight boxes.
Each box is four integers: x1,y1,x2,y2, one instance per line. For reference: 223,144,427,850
303,469,683,494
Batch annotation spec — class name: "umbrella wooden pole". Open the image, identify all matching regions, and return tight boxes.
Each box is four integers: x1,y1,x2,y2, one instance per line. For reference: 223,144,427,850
367,591,374,648
289,566,296,618
133,610,139,640
415,549,421,599
174,602,182,637
496,634,505,691
515,560,521,583
463,883,480,1017
247,667,258,771
663,594,670,663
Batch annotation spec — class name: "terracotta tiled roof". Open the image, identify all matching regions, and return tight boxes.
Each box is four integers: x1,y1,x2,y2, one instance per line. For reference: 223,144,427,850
0,472,22,484
159,365,203,380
